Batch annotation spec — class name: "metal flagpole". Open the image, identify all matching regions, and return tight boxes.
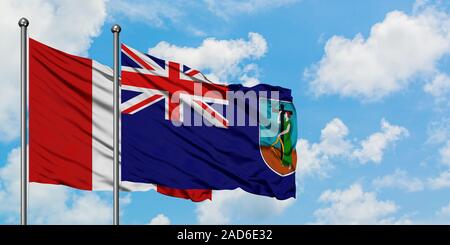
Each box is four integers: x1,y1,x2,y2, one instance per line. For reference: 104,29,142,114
19,17,29,226
111,24,121,226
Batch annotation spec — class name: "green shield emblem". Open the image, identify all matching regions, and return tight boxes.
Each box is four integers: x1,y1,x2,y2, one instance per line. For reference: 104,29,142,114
259,98,297,176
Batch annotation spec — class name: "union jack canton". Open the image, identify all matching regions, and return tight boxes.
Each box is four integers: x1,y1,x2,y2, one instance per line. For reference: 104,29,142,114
121,44,228,128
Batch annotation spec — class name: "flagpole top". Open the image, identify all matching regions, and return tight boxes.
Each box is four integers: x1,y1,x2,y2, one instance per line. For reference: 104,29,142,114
18,18,29,27
111,24,121,33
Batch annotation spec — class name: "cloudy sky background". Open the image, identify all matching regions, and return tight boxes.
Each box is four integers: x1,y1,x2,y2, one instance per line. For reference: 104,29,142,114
1,0,450,224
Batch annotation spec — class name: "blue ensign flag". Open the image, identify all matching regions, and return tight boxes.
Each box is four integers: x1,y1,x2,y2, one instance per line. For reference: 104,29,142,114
120,44,298,200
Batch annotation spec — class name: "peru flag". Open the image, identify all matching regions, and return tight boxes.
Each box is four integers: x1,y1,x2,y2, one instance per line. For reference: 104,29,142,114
28,38,211,202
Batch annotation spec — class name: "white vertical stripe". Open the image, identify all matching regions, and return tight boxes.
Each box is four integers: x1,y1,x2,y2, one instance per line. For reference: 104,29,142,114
92,61,114,190
91,61,154,191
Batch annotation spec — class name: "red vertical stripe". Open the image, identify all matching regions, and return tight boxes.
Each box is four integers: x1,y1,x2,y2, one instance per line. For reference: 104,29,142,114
29,38,93,190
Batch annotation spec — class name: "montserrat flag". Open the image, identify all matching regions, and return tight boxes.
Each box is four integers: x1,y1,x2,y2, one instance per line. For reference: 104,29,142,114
121,44,298,200
28,38,211,202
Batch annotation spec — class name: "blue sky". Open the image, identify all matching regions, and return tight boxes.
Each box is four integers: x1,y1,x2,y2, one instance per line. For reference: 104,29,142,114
1,0,450,224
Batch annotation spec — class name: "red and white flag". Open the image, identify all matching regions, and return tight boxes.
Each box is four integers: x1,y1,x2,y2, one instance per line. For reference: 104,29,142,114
28,38,211,202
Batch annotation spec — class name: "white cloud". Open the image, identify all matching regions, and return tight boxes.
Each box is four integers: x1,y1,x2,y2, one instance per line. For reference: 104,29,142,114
297,118,350,177
439,140,450,165
296,139,331,178
306,5,450,101
0,0,107,141
424,73,450,98
298,118,408,178
313,183,410,224
427,117,450,144
428,170,450,189
196,189,294,224
44,192,111,225
372,169,424,192
239,64,262,87
0,148,22,215
240,75,261,87
319,118,352,156
426,119,450,172
148,214,171,225
204,0,298,20
0,148,112,224
437,202,450,217
352,119,409,164
149,32,267,84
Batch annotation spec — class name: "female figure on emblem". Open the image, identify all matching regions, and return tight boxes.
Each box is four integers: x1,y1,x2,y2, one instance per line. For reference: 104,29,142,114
271,109,293,169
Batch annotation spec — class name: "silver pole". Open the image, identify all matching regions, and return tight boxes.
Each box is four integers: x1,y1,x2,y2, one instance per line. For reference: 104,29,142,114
111,24,121,226
18,17,29,226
